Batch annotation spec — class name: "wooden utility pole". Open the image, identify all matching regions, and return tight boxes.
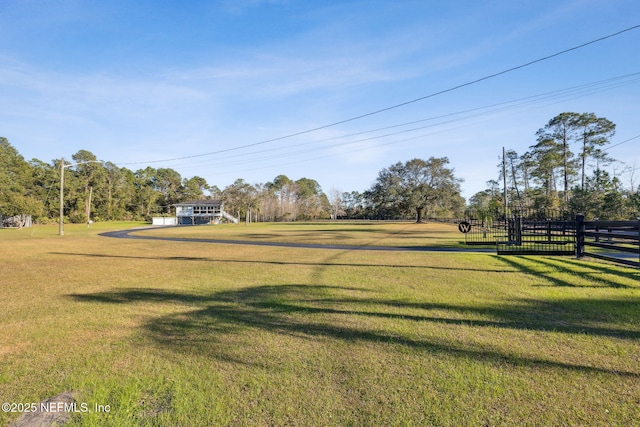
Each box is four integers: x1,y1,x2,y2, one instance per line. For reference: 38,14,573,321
59,158,102,235
502,147,508,212
59,157,65,236
86,186,93,226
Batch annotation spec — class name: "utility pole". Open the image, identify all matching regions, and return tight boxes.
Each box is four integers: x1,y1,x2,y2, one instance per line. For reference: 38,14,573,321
59,157,65,236
502,147,508,213
86,186,93,226
59,158,103,236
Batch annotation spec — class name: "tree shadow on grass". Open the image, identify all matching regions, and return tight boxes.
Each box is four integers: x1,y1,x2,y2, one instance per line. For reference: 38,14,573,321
68,284,640,377
559,257,640,282
51,251,514,273
498,255,640,288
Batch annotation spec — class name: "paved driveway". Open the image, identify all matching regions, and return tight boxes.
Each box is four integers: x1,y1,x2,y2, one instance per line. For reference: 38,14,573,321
99,226,494,253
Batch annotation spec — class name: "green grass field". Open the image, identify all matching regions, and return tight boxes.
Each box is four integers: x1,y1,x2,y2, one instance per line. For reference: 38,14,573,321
1,222,639,426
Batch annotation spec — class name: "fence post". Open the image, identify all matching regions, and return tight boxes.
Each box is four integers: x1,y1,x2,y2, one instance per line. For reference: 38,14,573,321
575,214,585,259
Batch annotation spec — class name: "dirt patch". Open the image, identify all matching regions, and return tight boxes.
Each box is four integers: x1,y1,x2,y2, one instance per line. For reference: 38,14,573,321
9,391,76,427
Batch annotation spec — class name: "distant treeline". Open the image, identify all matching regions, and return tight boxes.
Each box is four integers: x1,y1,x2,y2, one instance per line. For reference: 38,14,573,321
0,138,464,224
2,112,638,225
468,112,639,219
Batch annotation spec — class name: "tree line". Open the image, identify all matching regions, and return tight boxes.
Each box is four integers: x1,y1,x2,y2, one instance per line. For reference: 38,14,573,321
3,111,636,226
0,137,465,225
468,112,639,219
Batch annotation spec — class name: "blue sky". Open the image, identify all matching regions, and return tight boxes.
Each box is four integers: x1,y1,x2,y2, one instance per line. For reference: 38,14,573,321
1,0,639,199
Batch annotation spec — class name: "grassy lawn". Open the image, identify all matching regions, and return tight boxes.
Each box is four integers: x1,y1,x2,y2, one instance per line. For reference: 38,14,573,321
1,222,639,426
133,221,467,248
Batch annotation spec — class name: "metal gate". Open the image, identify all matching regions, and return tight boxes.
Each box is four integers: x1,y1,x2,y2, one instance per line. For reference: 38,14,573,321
462,208,575,255
461,208,508,245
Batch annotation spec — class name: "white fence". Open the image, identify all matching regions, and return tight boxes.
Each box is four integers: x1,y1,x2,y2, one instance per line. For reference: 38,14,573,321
152,217,178,226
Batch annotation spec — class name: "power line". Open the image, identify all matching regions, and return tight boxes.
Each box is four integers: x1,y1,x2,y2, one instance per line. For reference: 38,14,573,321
122,70,640,172
139,71,640,171
604,134,640,151
116,24,640,166
189,124,472,179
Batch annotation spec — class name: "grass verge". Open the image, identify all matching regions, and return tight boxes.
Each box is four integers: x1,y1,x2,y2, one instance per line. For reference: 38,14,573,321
132,221,468,248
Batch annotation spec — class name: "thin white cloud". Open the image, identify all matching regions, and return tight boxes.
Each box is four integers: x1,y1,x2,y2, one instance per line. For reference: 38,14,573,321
1,0,638,196
220,0,289,15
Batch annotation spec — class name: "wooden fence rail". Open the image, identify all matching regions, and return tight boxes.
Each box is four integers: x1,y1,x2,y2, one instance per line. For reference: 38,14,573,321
575,215,640,268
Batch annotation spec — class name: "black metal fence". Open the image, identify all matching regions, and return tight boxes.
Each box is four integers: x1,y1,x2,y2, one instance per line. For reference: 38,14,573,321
462,208,508,245
462,208,574,254
496,217,575,255
458,209,639,267
576,215,640,268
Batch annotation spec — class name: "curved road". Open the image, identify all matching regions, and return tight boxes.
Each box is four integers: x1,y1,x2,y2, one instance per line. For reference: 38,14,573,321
99,226,493,253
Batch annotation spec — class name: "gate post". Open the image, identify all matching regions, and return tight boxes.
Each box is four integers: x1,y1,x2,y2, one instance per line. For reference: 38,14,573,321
575,214,585,259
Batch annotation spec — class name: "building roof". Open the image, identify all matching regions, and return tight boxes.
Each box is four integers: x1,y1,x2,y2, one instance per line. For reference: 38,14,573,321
173,199,222,206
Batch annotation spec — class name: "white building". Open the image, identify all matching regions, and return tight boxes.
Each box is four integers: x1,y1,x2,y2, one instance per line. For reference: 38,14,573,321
173,200,238,225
